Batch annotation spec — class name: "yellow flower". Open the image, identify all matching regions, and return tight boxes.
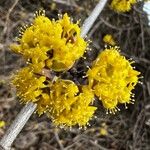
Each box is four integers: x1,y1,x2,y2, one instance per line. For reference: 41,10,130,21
103,34,116,46
87,47,140,113
99,128,108,136
45,79,96,127
12,67,46,103
51,14,87,71
0,121,5,128
10,10,87,72
36,79,76,116
110,0,137,12
99,123,108,136
36,93,51,116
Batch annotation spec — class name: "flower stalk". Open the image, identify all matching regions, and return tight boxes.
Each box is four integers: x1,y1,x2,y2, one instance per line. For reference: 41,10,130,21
0,103,37,150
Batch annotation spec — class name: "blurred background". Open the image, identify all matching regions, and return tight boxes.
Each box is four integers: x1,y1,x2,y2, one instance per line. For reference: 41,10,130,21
0,0,150,149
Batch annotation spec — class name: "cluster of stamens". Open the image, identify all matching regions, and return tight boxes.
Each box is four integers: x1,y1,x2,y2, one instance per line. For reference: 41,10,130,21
11,9,141,128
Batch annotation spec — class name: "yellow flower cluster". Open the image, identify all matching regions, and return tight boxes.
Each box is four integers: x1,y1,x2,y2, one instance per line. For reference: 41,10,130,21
11,10,96,127
87,47,140,113
11,9,141,128
13,71,96,127
110,0,137,12
46,80,96,127
103,34,116,46
12,67,46,103
10,10,87,73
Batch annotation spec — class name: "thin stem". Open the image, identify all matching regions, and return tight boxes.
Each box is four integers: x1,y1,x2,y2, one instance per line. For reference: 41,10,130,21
81,0,108,37
0,0,108,149
0,103,37,150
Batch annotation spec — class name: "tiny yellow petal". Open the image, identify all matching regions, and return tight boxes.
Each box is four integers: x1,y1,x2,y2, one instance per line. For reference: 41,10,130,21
99,128,108,136
103,34,116,46
0,121,5,128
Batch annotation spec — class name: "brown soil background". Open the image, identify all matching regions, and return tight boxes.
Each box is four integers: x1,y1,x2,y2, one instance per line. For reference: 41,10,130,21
0,0,150,150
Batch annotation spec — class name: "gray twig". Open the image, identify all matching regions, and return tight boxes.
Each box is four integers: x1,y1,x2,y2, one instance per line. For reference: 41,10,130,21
81,0,108,37
0,103,37,150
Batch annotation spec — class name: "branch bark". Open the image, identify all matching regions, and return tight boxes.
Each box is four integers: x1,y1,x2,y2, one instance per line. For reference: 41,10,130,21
81,0,108,37
0,103,37,150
